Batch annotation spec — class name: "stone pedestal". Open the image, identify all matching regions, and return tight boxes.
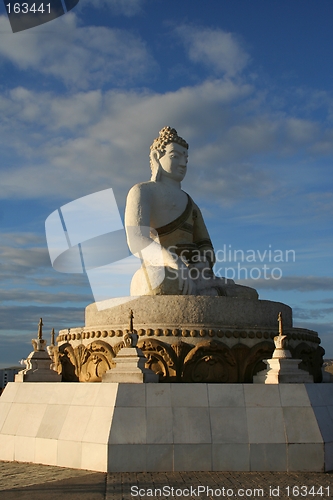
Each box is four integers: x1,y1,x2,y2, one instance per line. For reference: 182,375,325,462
254,324,314,384
15,347,61,383
254,358,314,384
0,382,332,472
102,347,158,383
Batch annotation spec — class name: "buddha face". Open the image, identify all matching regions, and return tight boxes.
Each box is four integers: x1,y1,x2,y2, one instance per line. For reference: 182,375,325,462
158,142,188,182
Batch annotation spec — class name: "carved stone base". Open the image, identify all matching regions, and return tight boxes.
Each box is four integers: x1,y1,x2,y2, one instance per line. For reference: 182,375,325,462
55,296,324,383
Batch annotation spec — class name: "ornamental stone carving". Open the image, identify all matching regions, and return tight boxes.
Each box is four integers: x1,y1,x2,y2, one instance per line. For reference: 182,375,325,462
58,341,117,382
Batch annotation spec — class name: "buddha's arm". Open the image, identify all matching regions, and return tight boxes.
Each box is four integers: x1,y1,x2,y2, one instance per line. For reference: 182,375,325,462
192,202,216,267
125,184,178,269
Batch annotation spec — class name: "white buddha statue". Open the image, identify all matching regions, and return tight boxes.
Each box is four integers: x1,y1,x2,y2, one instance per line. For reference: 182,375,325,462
125,126,258,299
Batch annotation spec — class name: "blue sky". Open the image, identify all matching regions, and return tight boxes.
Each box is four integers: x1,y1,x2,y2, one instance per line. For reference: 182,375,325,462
0,0,332,367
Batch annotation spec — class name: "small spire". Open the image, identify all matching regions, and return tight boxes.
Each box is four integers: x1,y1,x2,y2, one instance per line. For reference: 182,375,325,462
38,318,43,340
51,328,55,346
123,310,137,348
278,312,283,336
129,309,134,333
273,311,291,359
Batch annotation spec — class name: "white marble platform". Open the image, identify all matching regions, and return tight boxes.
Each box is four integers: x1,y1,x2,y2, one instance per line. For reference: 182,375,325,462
0,382,332,472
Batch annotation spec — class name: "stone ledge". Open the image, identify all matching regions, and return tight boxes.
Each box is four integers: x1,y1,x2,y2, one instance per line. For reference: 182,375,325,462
57,326,320,344
85,296,293,328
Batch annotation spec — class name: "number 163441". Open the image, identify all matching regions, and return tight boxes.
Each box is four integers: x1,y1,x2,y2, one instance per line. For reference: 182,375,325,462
6,3,51,14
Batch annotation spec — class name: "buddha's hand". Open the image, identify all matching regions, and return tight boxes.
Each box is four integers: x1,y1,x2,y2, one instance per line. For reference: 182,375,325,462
177,260,196,295
188,257,214,278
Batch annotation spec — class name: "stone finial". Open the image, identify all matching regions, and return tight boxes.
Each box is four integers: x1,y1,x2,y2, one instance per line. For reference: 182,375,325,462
129,309,134,333
51,328,55,346
32,318,47,352
272,312,291,359
123,309,138,347
15,318,61,382
253,311,313,383
38,318,43,340
278,311,283,335
102,309,158,383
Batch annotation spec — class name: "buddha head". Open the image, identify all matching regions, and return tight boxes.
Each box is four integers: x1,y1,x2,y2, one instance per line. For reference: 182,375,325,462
150,127,189,182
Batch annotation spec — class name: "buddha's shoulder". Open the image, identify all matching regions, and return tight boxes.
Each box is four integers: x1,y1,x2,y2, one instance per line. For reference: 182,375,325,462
127,181,159,199
128,181,155,195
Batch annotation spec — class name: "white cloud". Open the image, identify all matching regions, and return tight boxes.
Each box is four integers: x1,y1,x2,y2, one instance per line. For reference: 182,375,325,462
0,305,85,367
0,237,87,290
251,276,333,292
0,246,50,272
306,192,333,216
0,232,45,246
0,305,84,330
0,79,257,201
0,289,90,304
311,129,333,154
293,306,333,320
285,118,319,144
0,13,156,88
0,233,49,276
307,298,333,305
0,76,332,212
0,232,127,336
175,25,250,77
